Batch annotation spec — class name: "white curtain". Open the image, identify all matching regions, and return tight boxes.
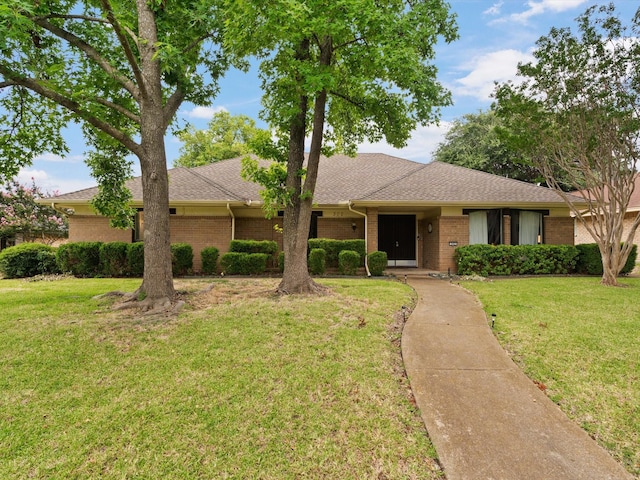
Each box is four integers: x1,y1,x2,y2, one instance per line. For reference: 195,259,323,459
519,211,542,245
469,211,488,244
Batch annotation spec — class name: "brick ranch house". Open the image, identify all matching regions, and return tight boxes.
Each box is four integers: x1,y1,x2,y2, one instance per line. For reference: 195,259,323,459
51,153,579,273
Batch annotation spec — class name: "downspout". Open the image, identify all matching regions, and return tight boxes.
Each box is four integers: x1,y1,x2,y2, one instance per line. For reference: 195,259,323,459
226,203,235,241
348,201,370,277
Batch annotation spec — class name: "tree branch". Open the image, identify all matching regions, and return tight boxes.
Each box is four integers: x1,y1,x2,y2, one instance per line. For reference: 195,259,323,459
99,0,147,99
0,65,142,156
92,97,141,124
40,14,110,25
30,16,140,100
164,88,185,127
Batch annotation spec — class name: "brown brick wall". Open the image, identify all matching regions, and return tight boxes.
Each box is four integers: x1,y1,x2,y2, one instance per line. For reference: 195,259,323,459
366,208,378,253
318,218,364,240
544,217,574,245
235,217,283,250
422,219,439,269
68,216,132,243
169,216,232,272
438,216,469,273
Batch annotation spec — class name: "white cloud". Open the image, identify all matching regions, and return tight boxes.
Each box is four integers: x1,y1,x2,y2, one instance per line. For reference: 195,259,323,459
510,0,586,24
182,105,228,120
16,168,96,195
452,49,535,101
357,122,453,162
33,153,84,164
483,2,503,16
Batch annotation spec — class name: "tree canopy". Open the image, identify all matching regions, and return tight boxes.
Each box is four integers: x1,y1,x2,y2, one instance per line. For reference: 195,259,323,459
0,1,232,308
174,111,263,168
494,2,640,286
232,0,458,293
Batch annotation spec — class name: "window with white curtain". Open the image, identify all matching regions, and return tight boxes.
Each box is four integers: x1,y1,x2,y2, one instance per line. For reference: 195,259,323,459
469,211,488,244
519,211,543,245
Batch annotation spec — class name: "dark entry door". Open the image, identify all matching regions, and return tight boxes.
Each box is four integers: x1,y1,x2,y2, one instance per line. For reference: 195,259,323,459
378,215,416,266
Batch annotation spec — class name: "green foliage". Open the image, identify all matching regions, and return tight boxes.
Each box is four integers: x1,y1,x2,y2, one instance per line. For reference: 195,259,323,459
367,251,388,276
0,243,59,278
338,250,360,276
56,242,102,277
201,247,219,275
99,242,129,277
220,252,269,275
308,239,366,268
127,242,145,278
576,244,637,275
229,239,278,255
308,248,326,275
455,244,579,276
171,243,193,276
174,112,265,168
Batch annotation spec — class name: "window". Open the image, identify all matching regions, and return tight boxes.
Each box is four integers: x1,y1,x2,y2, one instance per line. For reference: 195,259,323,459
468,209,502,245
133,209,144,242
511,210,544,245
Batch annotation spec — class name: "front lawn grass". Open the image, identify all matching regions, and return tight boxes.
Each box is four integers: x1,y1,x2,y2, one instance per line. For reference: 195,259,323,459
0,277,441,479
461,276,640,476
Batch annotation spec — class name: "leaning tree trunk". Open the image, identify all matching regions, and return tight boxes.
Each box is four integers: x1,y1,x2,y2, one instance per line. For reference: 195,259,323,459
135,0,176,308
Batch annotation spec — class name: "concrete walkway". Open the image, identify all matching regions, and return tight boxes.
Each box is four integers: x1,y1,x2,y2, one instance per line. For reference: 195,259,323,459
401,275,632,480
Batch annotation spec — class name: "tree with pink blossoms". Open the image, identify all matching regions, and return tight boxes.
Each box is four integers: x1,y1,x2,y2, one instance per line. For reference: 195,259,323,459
0,179,68,245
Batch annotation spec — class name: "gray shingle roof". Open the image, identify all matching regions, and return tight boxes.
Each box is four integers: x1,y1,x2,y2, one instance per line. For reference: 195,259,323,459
53,153,573,206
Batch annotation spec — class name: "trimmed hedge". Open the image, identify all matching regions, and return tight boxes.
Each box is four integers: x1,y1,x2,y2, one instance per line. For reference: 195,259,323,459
0,243,59,278
99,242,129,277
171,243,193,276
229,239,278,255
575,243,637,275
57,241,102,277
308,239,366,267
338,250,360,275
201,247,219,275
308,248,326,275
127,242,144,277
220,252,269,275
278,251,285,273
367,251,388,276
455,244,579,276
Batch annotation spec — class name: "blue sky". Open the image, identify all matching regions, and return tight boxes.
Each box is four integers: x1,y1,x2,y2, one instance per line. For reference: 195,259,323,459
15,0,639,194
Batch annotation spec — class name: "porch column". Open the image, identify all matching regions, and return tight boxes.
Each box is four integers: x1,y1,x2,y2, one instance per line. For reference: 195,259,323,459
366,207,378,253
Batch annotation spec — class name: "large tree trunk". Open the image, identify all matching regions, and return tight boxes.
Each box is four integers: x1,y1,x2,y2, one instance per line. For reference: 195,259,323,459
135,0,176,307
277,38,332,295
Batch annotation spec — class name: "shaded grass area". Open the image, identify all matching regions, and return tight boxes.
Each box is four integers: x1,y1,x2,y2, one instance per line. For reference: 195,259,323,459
461,276,640,477
0,277,441,479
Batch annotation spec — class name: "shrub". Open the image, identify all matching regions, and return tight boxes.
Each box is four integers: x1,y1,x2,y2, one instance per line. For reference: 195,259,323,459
308,248,326,275
575,243,637,275
0,243,59,278
308,239,366,267
338,250,360,275
171,243,193,276
455,244,579,276
201,247,219,275
127,242,145,277
229,240,278,255
220,252,269,275
367,251,388,276
99,242,129,277
56,241,102,277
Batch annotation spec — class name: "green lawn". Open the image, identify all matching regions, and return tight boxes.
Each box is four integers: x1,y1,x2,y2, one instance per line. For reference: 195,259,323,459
461,276,640,477
0,277,441,479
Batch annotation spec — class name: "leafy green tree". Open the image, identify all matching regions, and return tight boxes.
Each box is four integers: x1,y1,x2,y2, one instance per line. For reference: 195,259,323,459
0,178,68,243
232,0,458,294
434,110,545,185
0,1,231,309
174,111,263,168
494,3,640,286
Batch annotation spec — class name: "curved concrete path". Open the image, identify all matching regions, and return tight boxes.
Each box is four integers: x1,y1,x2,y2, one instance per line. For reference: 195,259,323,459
401,275,632,480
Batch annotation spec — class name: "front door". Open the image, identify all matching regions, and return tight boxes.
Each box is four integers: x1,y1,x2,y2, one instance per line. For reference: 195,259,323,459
378,215,417,267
